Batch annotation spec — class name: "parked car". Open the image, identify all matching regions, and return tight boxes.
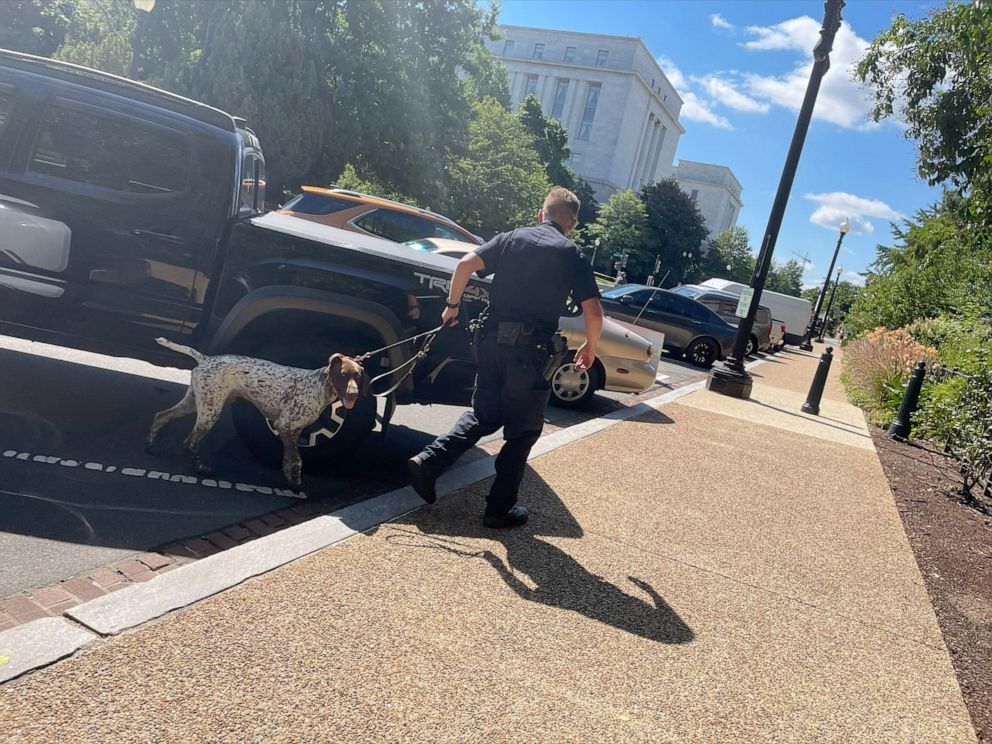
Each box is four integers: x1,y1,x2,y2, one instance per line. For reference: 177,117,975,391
405,238,660,408
697,278,811,345
769,319,786,351
671,284,772,355
599,285,737,367
278,186,482,245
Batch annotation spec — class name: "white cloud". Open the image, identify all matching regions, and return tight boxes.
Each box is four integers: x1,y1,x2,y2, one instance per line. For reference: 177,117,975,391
696,76,769,113
742,17,877,130
657,56,733,129
711,14,734,31
804,191,903,234
842,270,866,286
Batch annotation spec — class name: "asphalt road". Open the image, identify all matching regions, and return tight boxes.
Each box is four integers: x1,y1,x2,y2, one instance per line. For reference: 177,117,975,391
0,334,704,597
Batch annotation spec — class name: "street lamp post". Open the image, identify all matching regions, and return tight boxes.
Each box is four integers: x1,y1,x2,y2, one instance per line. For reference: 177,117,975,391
707,0,845,399
592,238,602,270
817,265,843,342
801,217,850,350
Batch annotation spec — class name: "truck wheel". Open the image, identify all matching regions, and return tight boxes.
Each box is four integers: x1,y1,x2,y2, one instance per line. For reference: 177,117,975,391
549,353,601,409
230,335,377,469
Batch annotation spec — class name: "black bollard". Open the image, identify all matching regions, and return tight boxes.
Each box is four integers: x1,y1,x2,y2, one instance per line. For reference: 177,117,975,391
801,347,833,415
888,360,927,441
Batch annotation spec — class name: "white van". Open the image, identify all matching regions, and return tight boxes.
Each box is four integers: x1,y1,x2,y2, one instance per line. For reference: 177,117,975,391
699,278,812,345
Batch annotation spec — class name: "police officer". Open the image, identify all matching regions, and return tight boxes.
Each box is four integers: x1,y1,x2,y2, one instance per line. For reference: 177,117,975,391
407,187,604,528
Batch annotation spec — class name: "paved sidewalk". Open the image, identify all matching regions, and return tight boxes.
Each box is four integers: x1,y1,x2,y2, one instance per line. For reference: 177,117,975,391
0,345,977,742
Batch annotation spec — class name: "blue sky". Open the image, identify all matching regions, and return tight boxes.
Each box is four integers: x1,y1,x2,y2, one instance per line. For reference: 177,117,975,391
495,0,943,288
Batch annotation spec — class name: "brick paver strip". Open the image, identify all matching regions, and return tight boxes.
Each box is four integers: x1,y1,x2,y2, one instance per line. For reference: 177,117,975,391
222,525,252,542
116,560,155,583
138,553,171,571
183,539,220,558
89,569,124,588
45,599,80,615
160,543,198,564
243,519,276,537
104,583,131,593
259,513,288,529
204,532,238,550
274,508,307,525
31,586,74,608
1,596,49,624
62,579,105,602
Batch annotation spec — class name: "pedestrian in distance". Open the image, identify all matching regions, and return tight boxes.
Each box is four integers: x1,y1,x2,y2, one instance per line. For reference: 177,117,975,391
407,187,604,528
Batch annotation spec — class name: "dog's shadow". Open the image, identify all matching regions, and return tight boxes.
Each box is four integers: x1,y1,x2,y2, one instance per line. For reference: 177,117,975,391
383,472,694,645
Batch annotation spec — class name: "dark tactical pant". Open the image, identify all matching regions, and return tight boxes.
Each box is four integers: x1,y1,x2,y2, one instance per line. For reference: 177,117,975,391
421,333,551,516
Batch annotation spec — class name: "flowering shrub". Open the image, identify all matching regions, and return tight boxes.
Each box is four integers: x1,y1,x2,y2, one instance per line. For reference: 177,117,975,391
841,327,937,425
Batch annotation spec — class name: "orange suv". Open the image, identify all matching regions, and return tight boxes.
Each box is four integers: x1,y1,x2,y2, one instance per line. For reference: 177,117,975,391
277,186,482,245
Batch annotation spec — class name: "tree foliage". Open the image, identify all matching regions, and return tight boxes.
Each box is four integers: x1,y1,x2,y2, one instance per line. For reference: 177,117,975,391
765,259,804,297
639,178,709,286
0,0,76,56
55,0,134,75
857,0,992,220
444,97,550,239
700,226,755,283
586,190,646,273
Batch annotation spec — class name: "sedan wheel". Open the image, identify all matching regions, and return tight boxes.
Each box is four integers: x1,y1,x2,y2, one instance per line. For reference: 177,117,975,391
686,338,718,368
550,357,598,408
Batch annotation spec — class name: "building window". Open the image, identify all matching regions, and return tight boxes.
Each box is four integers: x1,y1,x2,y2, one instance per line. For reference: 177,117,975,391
533,43,544,59
595,49,608,67
524,75,538,98
564,46,576,63
578,83,601,141
570,153,583,169
503,39,514,55
551,79,569,119
690,189,699,203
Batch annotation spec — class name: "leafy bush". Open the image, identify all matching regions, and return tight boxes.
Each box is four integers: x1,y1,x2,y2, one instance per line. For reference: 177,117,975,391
841,327,937,426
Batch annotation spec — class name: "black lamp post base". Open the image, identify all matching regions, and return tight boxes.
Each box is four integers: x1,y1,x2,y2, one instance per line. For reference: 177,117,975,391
706,364,753,399
799,339,814,351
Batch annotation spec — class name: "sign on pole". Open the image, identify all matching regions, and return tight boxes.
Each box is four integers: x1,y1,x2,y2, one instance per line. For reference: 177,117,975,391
735,288,754,319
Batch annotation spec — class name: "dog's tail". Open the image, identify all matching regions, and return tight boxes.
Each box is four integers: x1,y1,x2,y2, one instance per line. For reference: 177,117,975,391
156,337,206,364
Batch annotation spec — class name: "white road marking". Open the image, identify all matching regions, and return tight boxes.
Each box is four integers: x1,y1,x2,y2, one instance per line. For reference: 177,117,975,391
1,448,305,499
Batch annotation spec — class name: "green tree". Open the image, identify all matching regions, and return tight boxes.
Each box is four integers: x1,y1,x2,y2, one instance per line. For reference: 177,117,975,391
586,190,647,274
0,0,76,56
332,163,421,207
463,41,511,109
55,0,134,75
857,1,992,220
445,97,550,238
639,178,709,286
803,282,861,332
519,95,573,187
700,226,755,283
765,259,804,297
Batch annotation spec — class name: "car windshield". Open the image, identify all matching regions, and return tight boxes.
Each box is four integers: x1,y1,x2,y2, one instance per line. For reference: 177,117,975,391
601,285,643,299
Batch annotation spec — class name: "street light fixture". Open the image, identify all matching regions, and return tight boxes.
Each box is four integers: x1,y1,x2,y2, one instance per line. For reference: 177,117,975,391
706,0,845,399
132,0,156,10
801,216,850,350
592,237,602,270
817,265,843,342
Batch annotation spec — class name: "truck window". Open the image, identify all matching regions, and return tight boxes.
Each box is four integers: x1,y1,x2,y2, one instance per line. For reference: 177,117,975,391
282,192,354,215
353,208,436,242
28,103,190,194
239,152,266,212
432,222,468,241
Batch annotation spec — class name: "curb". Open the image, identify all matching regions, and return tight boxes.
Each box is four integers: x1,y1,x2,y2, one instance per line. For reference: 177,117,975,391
0,354,774,682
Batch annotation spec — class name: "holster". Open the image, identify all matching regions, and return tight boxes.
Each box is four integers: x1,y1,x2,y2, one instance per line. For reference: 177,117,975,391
540,333,569,382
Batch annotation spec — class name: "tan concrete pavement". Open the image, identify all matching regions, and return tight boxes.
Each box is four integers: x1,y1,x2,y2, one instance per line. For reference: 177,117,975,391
0,347,976,743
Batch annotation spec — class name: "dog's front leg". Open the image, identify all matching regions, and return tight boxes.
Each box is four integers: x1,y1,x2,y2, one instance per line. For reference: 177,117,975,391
277,428,304,493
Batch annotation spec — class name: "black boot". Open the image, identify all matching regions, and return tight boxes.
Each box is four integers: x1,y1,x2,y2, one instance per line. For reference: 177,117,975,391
407,454,439,504
482,505,529,529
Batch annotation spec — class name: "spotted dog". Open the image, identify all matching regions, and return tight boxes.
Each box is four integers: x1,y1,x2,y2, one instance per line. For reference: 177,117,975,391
147,338,368,492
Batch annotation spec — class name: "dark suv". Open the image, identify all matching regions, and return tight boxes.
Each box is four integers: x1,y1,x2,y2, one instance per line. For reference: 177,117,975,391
671,285,772,355
600,285,736,367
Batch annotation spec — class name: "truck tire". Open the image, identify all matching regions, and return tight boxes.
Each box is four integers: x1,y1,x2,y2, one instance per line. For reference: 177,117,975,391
230,334,377,469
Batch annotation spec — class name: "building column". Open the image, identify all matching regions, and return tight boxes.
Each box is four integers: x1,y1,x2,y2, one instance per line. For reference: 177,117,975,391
638,119,660,187
631,113,654,188
646,124,667,185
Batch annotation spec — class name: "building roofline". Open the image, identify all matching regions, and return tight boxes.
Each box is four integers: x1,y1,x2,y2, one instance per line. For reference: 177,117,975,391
676,159,743,191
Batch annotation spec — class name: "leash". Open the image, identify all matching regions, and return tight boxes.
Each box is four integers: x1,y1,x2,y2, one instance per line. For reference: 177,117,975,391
360,323,447,399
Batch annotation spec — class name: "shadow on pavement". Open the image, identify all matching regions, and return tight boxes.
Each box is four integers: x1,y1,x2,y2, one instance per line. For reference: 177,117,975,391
388,468,694,645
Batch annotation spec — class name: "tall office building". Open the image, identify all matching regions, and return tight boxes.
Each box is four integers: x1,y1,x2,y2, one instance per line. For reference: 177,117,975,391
674,160,743,238
487,26,685,202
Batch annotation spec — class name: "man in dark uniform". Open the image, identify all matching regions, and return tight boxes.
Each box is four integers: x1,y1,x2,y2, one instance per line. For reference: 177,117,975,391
407,187,604,528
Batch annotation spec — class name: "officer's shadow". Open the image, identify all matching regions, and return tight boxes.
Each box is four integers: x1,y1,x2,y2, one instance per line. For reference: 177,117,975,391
389,469,694,645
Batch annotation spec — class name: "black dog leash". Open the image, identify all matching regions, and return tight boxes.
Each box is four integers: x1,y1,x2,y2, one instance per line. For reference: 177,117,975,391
358,323,446,399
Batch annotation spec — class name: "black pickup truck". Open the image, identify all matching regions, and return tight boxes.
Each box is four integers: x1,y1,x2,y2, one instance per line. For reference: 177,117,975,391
0,49,489,465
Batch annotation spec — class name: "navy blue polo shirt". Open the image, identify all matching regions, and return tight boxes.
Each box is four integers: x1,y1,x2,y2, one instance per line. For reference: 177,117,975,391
474,221,600,335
